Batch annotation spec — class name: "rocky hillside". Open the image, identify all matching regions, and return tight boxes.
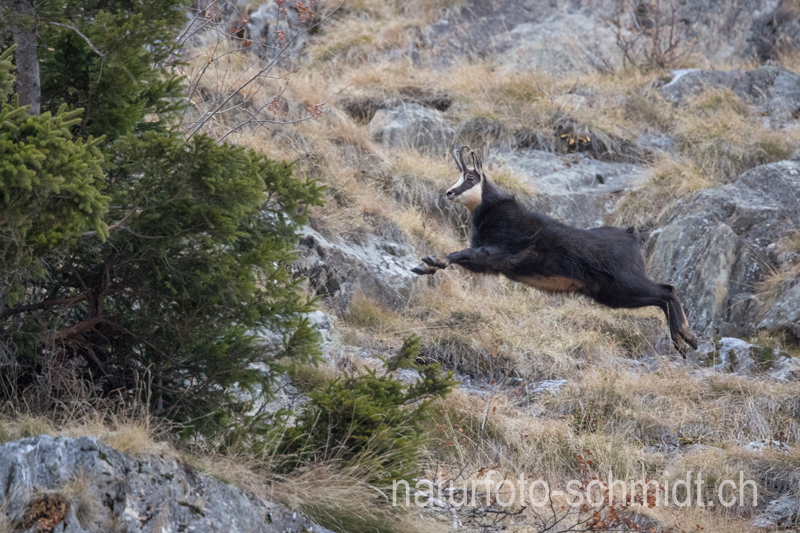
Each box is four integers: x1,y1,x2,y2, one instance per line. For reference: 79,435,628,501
252,0,800,530
3,1,800,532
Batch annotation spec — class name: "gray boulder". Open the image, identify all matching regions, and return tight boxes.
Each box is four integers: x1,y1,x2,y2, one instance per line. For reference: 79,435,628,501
647,160,800,337
0,435,332,533
758,280,800,337
696,337,758,374
752,494,800,529
660,66,800,124
369,103,454,157
768,355,800,382
494,149,650,229
494,12,622,74
294,224,418,311
748,0,800,62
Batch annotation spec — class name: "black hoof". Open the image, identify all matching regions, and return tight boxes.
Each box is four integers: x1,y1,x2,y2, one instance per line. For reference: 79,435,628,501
411,263,436,275
680,329,698,351
422,255,448,269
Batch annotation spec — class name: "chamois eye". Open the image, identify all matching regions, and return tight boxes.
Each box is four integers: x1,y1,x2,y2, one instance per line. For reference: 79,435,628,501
466,175,475,182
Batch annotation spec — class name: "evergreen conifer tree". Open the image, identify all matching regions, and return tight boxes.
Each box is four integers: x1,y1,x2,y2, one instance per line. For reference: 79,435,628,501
0,2,324,435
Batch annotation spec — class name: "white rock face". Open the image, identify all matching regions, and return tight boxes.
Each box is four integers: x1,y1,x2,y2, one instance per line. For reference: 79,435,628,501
294,225,419,312
744,439,791,453
527,379,568,395
0,436,333,533
768,355,800,382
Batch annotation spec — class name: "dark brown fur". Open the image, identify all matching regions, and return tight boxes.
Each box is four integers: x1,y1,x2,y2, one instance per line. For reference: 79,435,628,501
412,147,698,355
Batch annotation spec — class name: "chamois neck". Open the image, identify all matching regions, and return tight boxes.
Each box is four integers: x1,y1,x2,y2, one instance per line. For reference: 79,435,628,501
471,178,515,217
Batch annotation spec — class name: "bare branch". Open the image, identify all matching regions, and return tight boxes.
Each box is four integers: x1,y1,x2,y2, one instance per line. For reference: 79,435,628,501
183,0,346,140
0,295,87,320
82,207,139,238
43,316,104,343
49,22,106,57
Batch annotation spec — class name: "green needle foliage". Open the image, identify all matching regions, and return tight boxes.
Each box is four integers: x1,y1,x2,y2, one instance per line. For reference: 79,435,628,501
275,336,457,484
0,2,324,436
1,47,109,299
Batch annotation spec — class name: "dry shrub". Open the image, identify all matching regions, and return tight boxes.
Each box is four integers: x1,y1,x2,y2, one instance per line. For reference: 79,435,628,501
287,363,336,393
611,156,707,229
344,292,399,331
385,150,468,232
676,88,796,183
604,0,698,72
753,266,800,312
274,459,424,533
61,474,104,531
0,367,169,458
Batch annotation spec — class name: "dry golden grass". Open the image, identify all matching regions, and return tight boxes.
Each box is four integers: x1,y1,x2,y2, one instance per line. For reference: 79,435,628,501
611,156,708,228
164,7,800,530
272,459,432,533
340,270,672,385
60,473,104,531
415,364,800,531
675,88,797,182
0,407,170,459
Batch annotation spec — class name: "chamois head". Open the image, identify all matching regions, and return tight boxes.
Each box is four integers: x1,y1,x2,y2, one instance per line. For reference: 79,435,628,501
446,145,485,212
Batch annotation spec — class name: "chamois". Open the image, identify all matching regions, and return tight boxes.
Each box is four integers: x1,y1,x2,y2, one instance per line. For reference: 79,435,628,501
411,146,698,356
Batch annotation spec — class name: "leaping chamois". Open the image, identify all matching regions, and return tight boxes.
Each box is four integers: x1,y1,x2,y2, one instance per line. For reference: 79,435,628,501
411,146,698,356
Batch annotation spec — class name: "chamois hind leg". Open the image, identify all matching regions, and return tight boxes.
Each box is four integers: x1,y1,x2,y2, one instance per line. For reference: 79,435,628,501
595,279,696,357
661,283,698,353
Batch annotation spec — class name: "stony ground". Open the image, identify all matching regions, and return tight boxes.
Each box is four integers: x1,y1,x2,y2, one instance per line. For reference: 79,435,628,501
4,1,800,532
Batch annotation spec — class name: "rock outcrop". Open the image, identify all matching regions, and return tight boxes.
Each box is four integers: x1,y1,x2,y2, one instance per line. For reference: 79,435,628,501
748,0,800,62
294,224,418,311
647,160,800,337
660,66,800,124
368,103,455,156
759,280,800,337
420,0,784,72
0,435,332,533
752,494,800,529
494,149,650,228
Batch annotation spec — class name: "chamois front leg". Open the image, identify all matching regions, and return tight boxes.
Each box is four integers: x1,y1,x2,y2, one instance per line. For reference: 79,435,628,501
411,247,512,275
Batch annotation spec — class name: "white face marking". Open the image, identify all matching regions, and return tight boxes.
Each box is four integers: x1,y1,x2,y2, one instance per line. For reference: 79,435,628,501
447,172,483,212
448,173,464,191
456,181,483,211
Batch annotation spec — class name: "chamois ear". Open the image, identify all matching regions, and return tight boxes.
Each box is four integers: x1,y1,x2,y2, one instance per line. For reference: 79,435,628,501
470,150,484,177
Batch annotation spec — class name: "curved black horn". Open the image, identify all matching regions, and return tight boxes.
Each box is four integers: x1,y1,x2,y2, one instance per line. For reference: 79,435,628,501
451,147,464,172
457,145,470,172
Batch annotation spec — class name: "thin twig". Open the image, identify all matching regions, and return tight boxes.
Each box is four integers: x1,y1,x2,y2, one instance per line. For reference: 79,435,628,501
49,22,106,57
